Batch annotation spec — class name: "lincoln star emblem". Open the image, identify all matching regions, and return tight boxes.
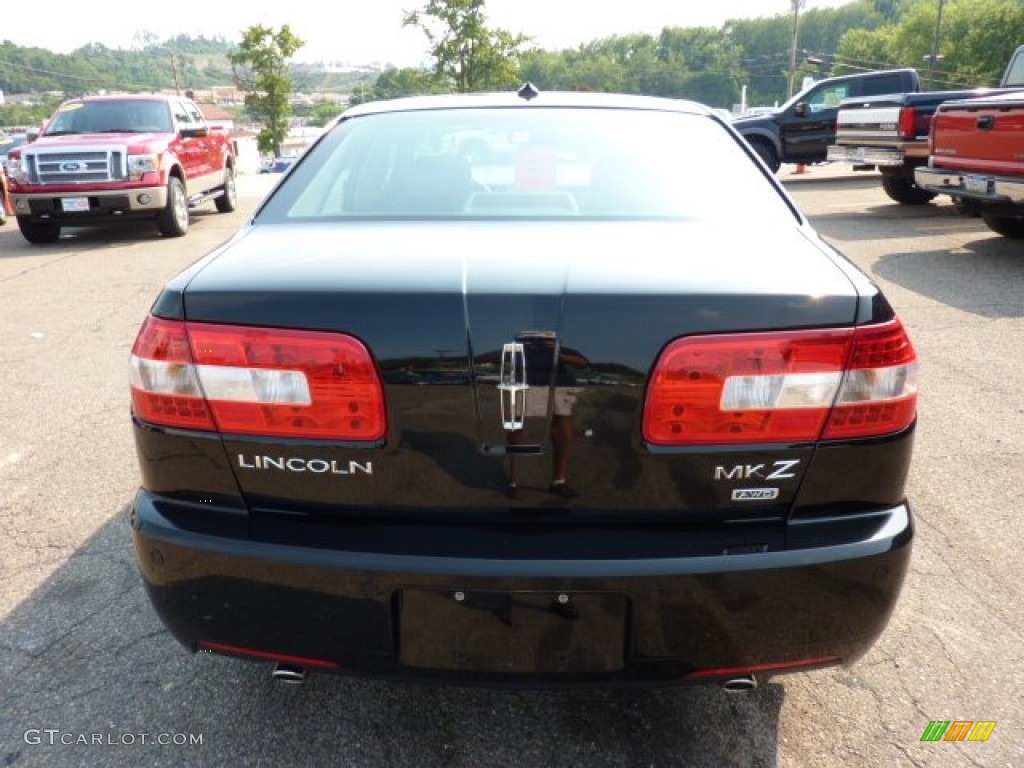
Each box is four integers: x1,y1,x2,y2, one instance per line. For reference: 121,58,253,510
497,342,528,430
61,161,85,172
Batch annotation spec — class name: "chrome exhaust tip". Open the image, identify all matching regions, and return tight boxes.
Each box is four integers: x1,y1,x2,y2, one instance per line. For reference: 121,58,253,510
271,663,307,685
722,674,758,694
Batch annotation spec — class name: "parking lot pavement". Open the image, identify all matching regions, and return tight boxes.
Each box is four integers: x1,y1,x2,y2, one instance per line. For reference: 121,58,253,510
779,161,871,182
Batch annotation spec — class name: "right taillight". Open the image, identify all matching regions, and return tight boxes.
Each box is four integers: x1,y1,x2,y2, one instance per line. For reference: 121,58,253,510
130,316,387,441
898,106,917,139
643,320,917,446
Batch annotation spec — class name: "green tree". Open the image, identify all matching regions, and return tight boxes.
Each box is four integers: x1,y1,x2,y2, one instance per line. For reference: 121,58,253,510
939,0,1024,86
874,0,908,22
403,0,528,92
229,25,304,155
521,46,626,93
364,67,441,104
833,26,900,74
0,98,61,127
305,102,345,128
835,0,1024,90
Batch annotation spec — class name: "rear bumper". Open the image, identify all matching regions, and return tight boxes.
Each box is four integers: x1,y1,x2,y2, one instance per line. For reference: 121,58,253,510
914,166,1024,205
10,184,168,219
827,141,928,168
827,145,906,167
131,491,913,685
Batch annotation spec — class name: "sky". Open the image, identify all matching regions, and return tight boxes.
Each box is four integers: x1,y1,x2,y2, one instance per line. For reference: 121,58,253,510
5,1,855,67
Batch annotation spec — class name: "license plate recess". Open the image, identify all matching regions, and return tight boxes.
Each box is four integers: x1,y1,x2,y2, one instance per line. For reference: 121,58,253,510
399,589,627,674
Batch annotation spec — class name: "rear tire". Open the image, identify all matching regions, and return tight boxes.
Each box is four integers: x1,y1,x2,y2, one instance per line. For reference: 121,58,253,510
214,166,237,213
17,216,60,244
982,214,1024,239
156,177,189,237
749,140,780,174
880,174,936,205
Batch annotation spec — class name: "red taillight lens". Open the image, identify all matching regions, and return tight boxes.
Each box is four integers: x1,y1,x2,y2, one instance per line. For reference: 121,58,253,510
130,317,387,441
898,107,917,139
129,316,214,431
643,321,917,446
823,320,918,439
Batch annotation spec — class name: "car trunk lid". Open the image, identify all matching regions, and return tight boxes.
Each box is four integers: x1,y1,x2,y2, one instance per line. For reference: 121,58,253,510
175,220,861,519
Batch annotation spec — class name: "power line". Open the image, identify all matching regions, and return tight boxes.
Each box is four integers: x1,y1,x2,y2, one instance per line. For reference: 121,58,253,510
0,58,112,83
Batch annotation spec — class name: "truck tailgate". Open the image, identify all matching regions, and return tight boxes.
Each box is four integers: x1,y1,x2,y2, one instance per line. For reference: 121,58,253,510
931,92,1024,174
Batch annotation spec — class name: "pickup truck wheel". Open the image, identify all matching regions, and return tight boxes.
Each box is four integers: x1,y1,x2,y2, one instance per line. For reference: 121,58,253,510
215,167,237,213
880,175,937,205
982,214,1024,239
156,177,189,237
749,140,780,174
16,216,61,244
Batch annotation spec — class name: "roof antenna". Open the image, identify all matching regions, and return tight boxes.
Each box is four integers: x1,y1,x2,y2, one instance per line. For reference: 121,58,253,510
517,82,540,101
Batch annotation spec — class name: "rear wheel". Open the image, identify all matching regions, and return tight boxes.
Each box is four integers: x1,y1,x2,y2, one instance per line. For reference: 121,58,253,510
156,177,189,237
749,140,780,174
982,214,1024,239
17,216,60,244
880,174,936,205
215,166,237,213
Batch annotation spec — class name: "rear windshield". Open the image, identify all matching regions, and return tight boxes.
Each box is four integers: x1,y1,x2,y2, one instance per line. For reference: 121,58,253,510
1005,49,1024,88
256,106,798,223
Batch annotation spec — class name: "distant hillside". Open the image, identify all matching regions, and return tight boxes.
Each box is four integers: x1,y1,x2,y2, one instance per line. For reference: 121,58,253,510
0,35,384,97
0,36,236,95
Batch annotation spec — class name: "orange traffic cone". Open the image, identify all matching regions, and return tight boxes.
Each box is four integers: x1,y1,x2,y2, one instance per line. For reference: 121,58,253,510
794,163,808,174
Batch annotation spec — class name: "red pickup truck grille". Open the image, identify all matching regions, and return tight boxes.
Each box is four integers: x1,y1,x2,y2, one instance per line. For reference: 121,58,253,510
23,147,127,184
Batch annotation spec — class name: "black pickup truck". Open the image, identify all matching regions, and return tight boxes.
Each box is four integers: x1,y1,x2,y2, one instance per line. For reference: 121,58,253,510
732,68,920,173
828,45,1024,204
129,89,918,689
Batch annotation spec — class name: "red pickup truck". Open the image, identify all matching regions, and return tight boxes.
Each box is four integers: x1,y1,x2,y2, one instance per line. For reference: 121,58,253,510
6,94,236,243
914,49,1024,238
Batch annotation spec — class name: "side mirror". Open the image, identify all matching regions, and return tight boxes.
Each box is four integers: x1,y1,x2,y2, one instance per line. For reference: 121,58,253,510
26,128,40,143
794,103,809,118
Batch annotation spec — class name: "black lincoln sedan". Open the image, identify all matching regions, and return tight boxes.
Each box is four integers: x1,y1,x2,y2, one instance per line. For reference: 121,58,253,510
129,86,917,689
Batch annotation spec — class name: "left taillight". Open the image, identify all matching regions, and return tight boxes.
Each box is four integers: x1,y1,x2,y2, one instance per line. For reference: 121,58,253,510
130,316,387,441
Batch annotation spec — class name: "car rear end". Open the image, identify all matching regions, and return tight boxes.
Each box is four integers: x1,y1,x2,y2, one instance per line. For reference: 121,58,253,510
129,93,917,686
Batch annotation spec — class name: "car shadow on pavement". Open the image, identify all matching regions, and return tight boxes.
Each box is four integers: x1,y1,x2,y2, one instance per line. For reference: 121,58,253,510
0,209,233,252
807,200,982,236
0,508,785,768
873,236,1024,319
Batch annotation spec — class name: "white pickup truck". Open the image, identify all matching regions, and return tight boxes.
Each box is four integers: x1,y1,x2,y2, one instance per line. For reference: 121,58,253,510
827,46,1024,204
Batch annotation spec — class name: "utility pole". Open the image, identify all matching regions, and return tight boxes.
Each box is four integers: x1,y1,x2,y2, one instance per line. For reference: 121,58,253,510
169,52,182,95
787,0,806,98
928,0,946,90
